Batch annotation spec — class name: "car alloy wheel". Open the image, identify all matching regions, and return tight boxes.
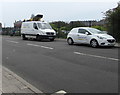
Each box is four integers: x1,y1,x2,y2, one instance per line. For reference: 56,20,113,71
91,40,98,48
67,38,74,45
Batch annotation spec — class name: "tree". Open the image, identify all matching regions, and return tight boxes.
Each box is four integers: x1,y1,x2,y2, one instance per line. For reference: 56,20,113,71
50,21,85,38
105,2,120,42
50,21,69,38
69,21,85,30
92,26,106,31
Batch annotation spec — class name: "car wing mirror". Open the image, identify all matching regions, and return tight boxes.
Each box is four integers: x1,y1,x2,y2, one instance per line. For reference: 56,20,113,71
85,32,89,35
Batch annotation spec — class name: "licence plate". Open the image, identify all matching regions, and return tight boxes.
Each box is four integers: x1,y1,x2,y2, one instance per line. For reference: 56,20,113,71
49,37,53,39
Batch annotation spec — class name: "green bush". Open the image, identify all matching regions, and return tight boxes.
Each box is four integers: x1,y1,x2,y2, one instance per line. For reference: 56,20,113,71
92,26,106,31
105,2,120,42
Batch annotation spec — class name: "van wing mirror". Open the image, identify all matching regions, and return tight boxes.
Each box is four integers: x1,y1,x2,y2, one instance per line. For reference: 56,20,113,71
35,26,38,30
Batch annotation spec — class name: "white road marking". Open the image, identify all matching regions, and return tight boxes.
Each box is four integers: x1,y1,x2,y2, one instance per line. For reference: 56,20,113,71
55,90,67,94
27,43,39,47
40,45,53,50
51,90,67,95
27,43,53,50
6,40,19,44
74,52,119,61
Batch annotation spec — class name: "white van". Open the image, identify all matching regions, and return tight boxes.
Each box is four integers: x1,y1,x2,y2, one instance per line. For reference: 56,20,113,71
21,21,56,41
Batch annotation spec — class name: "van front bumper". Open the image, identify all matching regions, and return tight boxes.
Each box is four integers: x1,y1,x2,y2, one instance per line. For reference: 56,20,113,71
39,35,56,39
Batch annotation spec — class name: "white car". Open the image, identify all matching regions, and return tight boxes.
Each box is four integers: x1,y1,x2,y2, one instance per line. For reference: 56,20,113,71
67,27,116,47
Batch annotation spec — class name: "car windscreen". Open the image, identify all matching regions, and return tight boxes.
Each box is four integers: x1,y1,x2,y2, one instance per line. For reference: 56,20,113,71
87,28,105,34
37,23,52,29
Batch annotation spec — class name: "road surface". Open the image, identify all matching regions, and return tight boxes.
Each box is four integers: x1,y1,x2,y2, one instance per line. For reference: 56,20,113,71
2,36,118,93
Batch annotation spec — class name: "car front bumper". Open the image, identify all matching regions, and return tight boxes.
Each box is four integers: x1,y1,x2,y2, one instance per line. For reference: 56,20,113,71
98,39,116,46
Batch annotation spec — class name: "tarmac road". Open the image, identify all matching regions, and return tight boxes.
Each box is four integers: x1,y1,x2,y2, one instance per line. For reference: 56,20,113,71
2,36,119,93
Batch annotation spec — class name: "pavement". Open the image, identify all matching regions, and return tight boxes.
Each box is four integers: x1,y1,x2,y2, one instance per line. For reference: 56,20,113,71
1,66,67,94
0,65,1,95
1,65,43,94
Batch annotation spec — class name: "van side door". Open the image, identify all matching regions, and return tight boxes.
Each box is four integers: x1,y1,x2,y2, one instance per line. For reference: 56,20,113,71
32,23,39,35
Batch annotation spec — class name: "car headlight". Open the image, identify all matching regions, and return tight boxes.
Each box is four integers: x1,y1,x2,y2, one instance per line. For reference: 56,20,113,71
97,36,106,39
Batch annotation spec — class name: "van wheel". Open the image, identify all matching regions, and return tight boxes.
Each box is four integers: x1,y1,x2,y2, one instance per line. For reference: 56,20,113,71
36,35,41,41
67,38,74,45
22,34,27,40
90,39,99,48
50,39,54,41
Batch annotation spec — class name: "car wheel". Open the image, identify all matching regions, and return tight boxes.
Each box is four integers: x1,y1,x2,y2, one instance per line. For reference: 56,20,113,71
90,39,99,48
67,38,74,45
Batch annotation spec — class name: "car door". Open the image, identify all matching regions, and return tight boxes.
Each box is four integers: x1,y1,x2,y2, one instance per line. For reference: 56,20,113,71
70,28,78,42
76,29,88,43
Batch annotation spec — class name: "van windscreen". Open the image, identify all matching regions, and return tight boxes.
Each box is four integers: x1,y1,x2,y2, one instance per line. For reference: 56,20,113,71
37,23,52,29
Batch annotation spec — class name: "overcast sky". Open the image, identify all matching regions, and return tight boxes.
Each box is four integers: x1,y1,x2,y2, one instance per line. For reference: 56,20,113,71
0,0,119,27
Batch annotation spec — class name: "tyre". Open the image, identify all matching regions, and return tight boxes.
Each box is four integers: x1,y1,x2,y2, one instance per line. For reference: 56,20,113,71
36,35,41,41
90,39,99,48
50,39,54,41
22,34,27,40
10,34,13,36
67,38,74,45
